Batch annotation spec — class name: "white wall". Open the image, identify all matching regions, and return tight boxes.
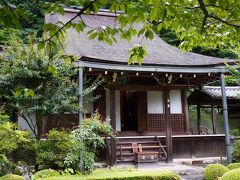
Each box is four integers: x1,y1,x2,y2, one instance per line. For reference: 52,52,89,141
18,113,37,136
170,90,182,114
147,91,164,114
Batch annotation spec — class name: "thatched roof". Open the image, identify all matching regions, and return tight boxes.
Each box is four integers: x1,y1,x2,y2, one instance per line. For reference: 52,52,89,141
45,8,237,67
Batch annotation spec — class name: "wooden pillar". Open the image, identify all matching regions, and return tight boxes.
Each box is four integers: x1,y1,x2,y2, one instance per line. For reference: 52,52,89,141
78,66,84,171
78,66,84,124
211,98,217,134
220,72,232,163
197,104,201,135
110,87,116,166
182,89,189,132
164,88,173,163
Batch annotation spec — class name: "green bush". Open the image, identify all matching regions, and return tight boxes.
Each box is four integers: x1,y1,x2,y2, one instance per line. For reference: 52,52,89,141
204,164,229,180
0,121,29,155
64,113,115,174
0,154,12,177
220,168,240,180
32,169,60,180
14,140,36,166
34,129,73,170
230,129,240,136
100,169,180,180
34,169,181,180
0,174,25,180
226,163,240,170
232,140,240,162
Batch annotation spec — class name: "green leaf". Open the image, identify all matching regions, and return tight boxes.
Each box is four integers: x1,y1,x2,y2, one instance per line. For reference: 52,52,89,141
88,32,98,40
75,22,84,32
48,65,57,76
14,87,24,97
145,30,154,40
37,43,45,50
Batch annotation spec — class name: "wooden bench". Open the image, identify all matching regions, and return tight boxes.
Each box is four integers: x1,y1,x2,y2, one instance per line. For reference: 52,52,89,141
132,143,159,163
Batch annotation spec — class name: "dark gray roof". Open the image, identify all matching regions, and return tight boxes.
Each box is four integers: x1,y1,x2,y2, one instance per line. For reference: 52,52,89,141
202,86,240,98
45,8,237,67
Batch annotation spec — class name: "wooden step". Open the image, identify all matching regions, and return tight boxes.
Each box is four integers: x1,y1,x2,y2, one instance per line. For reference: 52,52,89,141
141,145,165,149
117,158,134,162
117,141,158,145
116,152,134,156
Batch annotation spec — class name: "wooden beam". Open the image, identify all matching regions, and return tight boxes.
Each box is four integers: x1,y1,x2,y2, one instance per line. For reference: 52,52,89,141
211,98,217,134
164,88,173,163
78,60,229,73
109,87,116,166
112,84,193,91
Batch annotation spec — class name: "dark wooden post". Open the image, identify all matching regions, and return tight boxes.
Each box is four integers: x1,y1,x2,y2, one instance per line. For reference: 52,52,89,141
164,88,173,163
110,87,116,165
182,90,189,133
220,72,232,163
197,104,201,135
211,98,217,134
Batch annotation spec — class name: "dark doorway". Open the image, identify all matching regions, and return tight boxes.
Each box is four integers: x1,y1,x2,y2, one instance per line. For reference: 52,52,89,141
120,91,147,132
121,91,138,131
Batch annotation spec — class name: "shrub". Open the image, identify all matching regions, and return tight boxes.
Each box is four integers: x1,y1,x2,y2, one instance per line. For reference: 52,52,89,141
32,169,181,180
230,129,240,136
32,169,60,180
14,140,36,166
204,164,229,180
0,154,12,177
226,163,240,170
220,168,240,180
0,121,29,155
64,113,115,174
34,129,73,170
232,140,240,162
0,174,25,180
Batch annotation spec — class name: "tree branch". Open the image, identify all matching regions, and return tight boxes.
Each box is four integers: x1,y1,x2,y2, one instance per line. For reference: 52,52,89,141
46,0,98,42
198,0,209,32
208,14,240,28
197,0,240,30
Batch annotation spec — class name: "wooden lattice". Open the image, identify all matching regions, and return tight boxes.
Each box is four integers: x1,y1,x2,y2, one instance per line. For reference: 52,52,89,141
171,114,185,133
147,113,185,133
147,114,165,132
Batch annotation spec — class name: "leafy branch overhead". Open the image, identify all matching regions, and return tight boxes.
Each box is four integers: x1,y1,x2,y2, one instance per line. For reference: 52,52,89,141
2,0,240,64
41,0,240,64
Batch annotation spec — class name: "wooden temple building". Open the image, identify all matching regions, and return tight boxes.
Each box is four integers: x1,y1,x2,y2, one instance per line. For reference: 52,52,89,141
44,8,238,164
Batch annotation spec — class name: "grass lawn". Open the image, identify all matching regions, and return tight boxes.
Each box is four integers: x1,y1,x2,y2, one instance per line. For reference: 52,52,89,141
36,168,180,180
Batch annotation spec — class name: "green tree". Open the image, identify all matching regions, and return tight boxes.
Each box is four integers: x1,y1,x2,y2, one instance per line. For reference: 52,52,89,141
0,37,80,138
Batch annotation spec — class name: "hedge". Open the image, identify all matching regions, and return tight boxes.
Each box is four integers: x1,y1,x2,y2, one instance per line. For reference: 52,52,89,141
0,174,25,180
204,164,229,180
220,168,240,180
33,169,59,180
226,163,240,170
36,169,180,180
